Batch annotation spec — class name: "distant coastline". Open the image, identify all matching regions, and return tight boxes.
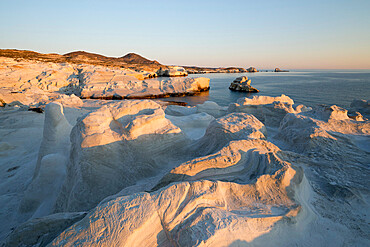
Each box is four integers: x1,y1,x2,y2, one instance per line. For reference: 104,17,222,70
0,49,289,76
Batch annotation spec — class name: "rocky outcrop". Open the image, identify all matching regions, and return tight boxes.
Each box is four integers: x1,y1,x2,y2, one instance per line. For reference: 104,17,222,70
55,100,189,212
80,73,210,99
18,103,72,221
349,99,370,119
247,66,258,72
228,95,311,127
274,68,289,72
50,168,303,247
183,66,247,74
0,57,209,106
229,76,259,92
157,66,188,77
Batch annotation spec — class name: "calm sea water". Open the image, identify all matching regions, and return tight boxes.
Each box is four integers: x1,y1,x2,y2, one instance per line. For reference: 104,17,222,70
162,70,370,108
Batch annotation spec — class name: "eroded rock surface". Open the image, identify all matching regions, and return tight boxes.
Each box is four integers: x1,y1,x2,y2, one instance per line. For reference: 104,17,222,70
0,57,209,107
228,95,310,127
1,95,369,246
55,100,189,212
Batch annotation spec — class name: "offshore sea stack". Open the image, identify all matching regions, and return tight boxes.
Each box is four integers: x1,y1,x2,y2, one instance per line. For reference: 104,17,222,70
229,76,259,93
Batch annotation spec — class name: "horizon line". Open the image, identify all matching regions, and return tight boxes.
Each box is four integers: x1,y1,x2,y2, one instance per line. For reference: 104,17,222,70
1,48,370,71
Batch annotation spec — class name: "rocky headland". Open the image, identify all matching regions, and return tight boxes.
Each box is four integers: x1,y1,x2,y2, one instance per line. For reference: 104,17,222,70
0,56,210,107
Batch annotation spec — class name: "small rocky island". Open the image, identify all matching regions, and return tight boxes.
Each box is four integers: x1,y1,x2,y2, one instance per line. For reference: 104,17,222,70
247,67,258,72
274,68,289,72
229,76,259,92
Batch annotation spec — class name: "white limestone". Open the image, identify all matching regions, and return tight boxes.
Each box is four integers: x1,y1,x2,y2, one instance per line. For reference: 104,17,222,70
1,60,369,246
0,58,209,107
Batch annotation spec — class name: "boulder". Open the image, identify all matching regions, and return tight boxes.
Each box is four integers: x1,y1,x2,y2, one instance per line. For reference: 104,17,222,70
229,76,259,93
246,67,258,72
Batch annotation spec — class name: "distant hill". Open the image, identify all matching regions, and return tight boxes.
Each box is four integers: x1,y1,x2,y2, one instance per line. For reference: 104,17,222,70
119,53,160,65
0,49,250,74
0,49,165,72
63,51,113,61
64,51,160,65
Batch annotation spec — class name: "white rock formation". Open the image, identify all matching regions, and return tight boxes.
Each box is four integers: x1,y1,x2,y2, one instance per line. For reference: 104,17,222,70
276,104,370,153
165,104,197,116
1,94,369,246
0,58,208,107
193,113,267,155
55,100,189,212
80,75,210,99
157,66,188,77
50,167,303,247
18,103,72,220
228,95,310,127
166,112,215,140
52,94,83,108
196,101,227,118
154,139,291,189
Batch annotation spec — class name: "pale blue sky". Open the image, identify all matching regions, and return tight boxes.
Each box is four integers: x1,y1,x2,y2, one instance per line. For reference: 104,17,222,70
1,0,370,69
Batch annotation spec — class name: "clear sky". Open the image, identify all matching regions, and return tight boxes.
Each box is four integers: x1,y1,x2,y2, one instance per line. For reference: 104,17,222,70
1,0,370,69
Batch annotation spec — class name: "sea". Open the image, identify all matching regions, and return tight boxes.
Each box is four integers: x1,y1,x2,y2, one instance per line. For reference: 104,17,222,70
161,70,370,108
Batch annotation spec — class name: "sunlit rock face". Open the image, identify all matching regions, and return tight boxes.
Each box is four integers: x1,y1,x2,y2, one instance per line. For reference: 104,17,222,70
154,139,291,190
55,100,189,212
228,95,311,127
157,66,188,77
0,58,80,106
193,113,267,155
0,58,209,107
50,168,303,247
2,95,370,246
276,104,370,154
0,58,80,93
229,76,259,92
80,75,210,99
